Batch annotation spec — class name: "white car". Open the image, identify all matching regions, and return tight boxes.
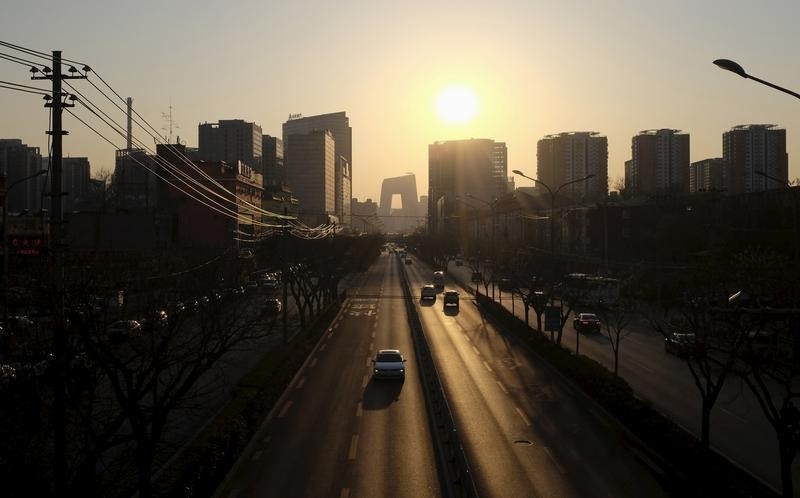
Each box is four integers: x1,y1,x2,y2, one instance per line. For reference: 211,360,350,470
372,349,407,379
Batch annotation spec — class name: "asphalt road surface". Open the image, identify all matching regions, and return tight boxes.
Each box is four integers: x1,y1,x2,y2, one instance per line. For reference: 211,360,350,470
219,253,441,498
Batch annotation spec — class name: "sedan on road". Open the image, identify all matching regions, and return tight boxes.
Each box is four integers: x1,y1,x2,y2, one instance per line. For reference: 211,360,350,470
372,349,407,380
421,284,437,300
264,298,283,314
573,313,601,333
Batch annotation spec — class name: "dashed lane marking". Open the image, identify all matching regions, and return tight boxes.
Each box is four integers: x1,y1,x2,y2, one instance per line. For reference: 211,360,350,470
340,489,350,498
296,377,305,389
515,406,531,426
320,343,327,352
362,374,369,388
310,357,318,368
356,402,363,417
497,381,509,394
366,358,371,367
278,401,293,418
262,435,272,444
251,450,263,461
472,345,481,356
483,360,493,372
368,341,373,351
348,434,359,460
333,323,340,329
371,331,376,338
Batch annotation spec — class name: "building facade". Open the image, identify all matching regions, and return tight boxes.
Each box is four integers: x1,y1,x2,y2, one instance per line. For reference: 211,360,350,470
0,139,45,213
43,156,91,213
537,132,608,202
723,124,788,194
284,130,336,226
689,158,726,193
262,135,284,188
113,149,160,211
629,129,689,196
198,119,263,173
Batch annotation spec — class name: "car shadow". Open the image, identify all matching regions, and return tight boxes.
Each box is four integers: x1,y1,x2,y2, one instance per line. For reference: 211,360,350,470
443,306,459,316
362,376,405,410
419,298,435,307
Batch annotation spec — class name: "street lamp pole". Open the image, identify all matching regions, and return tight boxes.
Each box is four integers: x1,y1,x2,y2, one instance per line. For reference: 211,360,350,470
512,169,595,258
713,59,800,100
3,169,48,325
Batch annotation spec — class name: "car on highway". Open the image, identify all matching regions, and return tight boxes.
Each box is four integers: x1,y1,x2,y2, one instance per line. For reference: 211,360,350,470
573,313,601,333
664,332,701,357
405,257,412,264
265,298,283,314
443,290,459,309
372,349,407,379
107,320,142,343
433,271,445,287
421,284,436,300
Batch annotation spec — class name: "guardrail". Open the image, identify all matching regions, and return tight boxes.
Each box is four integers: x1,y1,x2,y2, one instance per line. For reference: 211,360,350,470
397,256,479,498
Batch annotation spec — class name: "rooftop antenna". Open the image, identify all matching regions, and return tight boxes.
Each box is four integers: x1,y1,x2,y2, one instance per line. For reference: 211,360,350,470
161,101,179,143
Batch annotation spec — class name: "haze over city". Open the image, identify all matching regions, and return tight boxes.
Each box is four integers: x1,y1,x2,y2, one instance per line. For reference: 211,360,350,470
2,0,799,200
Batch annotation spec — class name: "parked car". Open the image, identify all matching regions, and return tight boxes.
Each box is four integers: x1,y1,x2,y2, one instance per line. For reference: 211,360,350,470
372,349,407,379
664,332,701,357
262,277,279,290
265,298,283,314
443,290,459,309
107,320,142,343
421,284,436,300
573,313,601,333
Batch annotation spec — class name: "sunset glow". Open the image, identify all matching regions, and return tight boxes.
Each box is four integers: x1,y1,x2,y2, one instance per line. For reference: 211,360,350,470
436,86,478,124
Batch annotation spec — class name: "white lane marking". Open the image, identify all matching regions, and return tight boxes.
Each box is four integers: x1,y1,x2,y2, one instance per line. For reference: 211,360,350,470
340,489,350,498
348,434,359,460
310,357,318,368
497,380,509,394
320,343,327,352
356,402,363,417
296,377,305,389
262,434,272,444
362,374,369,387
227,489,241,498
544,446,567,474
371,331,376,338
368,341,373,351
515,406,531,426
333,323,340,329
472,345,481,356
366,358,371,367
251,449,263,461
720,407,748,424
278,401,293,418
483,360,493,372
464,334,472,342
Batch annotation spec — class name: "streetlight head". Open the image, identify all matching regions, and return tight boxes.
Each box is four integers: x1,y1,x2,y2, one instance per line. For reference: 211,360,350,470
511,169,523,176
713,59,748,78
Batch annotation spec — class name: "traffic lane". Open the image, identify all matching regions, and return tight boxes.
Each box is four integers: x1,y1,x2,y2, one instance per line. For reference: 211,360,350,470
408,261,668,498
451,299,669,498
222,265,385,498
407,262,570,497
350,255,441,498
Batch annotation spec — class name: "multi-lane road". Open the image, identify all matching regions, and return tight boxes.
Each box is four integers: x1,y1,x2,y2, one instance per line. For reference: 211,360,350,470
218,251,669,497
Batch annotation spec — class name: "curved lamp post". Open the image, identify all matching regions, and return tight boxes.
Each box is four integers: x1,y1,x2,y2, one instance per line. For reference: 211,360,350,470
713,59,800,100
511,169,595,257
3,169,48,324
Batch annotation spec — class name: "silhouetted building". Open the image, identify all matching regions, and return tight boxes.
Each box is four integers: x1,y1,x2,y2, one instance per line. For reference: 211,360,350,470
428,139,504,237
491,142,509,197
689,158,726,193
723,124,788,194
113,149,160,211
351,197,383,234
43,156,90,213
283,112,352,225
262,135,284,188
379,174,423,233
629,129,689,196
285,130,336,226
537,132,608,202
198,119,263,173
0,139,45,213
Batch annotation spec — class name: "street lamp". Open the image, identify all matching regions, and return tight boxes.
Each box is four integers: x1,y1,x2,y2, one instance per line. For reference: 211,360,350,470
511,169,595,257
3,169,48,323
713,59,800,100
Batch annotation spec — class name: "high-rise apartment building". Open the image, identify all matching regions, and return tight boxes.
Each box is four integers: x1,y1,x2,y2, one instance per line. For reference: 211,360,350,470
285,130,336,225
198,119,263,173
428,138,502,236
262,135,284,188
0,139,45,212
723,124,788,194
44,156,91,212
537,132,608,202
491,142,509,197
628,129,689,196
283,112,352,224
689,158,726,193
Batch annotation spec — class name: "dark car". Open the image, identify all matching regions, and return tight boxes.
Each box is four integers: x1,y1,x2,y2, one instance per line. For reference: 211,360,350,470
405,257,412,265
573,313,601,333
443,290,460,309
265,298,283,314
665,332,702,357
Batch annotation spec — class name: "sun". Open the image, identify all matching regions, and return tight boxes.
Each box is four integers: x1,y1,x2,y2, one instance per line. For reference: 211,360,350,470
436,85,478,124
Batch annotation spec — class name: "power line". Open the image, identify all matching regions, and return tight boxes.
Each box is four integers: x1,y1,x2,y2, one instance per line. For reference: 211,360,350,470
0,83,49,96
0,51,49,68
0,79,52,93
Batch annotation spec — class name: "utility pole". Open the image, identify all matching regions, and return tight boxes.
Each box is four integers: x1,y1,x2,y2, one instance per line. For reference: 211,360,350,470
33,50,86,494
282,207,288,343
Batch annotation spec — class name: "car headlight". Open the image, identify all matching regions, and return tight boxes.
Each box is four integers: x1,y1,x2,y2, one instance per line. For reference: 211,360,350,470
399,369,404,373
374,369,379,373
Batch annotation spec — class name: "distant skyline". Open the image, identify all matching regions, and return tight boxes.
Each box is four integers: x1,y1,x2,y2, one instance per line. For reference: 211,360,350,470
1,0,798,201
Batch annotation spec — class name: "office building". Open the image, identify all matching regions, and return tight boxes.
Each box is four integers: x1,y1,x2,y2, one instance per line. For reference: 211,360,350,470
0,139,45,213
689,158,726,193
43,156,91,213
629,129,690,196
198,119,263,173
428,138,503,236
262,135,284,188
723,124,788,194
113,149,160,210
537,132,608,202
285,130,336,225
283,112,352,224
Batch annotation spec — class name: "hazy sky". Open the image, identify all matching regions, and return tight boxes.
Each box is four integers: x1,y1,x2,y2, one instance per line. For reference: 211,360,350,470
1,0,799,201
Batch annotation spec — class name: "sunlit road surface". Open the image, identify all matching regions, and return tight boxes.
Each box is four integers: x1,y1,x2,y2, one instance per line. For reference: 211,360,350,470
407,255,669,498
219,252,441,498
446,262,786,492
